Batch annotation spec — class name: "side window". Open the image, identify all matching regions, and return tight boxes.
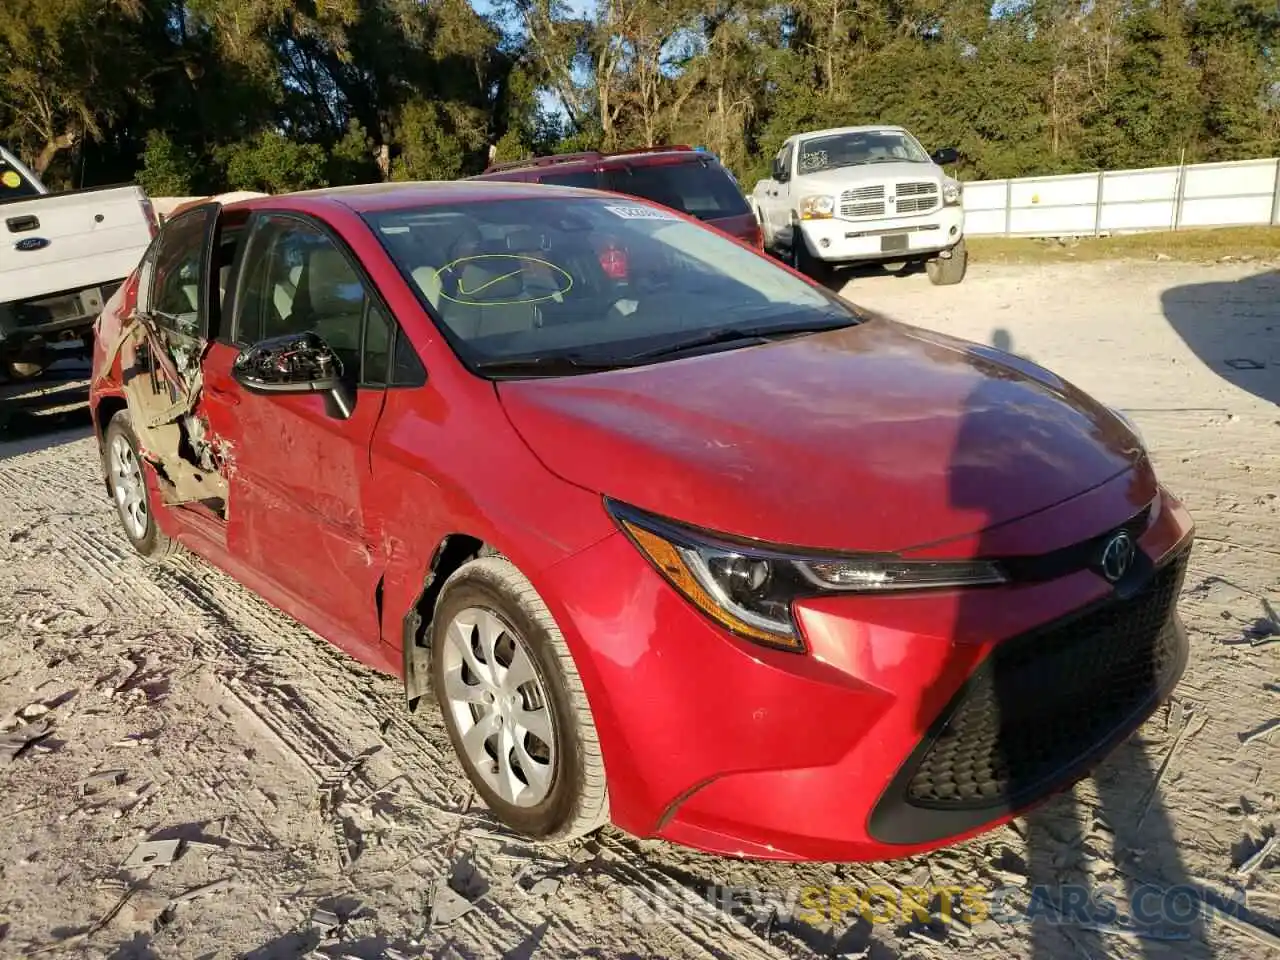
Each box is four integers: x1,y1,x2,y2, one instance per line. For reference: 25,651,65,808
134,236,161,315
234,214,421,386
150,210,210,335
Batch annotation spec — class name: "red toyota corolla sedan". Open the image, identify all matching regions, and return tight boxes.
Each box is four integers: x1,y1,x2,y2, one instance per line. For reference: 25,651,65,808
89,182,1194,862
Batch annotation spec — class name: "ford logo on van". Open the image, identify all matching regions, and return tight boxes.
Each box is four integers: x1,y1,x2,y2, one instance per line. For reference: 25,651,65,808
14,236,50,252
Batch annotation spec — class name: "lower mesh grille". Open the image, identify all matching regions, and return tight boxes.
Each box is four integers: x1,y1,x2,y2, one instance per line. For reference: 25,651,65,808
905,551,1189,810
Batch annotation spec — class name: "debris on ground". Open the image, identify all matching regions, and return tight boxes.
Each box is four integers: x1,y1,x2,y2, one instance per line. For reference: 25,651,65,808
0,719,52,762
1239,718,1280,746
1236,835,1277,880
311,907,342,931
122,838,181,869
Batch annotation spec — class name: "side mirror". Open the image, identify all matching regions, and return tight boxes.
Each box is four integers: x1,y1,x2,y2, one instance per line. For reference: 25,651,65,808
231,331,355,420
931,147,959,167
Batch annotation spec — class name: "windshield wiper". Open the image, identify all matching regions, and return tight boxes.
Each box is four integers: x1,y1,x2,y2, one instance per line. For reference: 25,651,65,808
474,354,626,377
619,317,859,363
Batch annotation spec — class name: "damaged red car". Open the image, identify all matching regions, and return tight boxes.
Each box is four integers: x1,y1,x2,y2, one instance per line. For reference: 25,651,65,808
89,182,1194,861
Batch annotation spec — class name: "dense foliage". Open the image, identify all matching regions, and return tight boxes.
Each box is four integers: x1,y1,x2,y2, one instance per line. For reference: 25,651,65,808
2,0,1277,193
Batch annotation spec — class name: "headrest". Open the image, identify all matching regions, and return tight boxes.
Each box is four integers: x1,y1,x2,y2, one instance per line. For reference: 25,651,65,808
503,229,545,254
307,248,362,313
455,259,525,303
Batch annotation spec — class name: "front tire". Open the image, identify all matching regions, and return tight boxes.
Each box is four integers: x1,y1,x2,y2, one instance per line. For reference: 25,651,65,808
927,238,968,286
104,410,181,562
789,226,833,284
431,556,609,842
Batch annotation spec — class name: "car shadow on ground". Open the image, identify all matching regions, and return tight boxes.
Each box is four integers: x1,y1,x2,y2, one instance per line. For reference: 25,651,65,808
0,359,94,461
1160,269,1280,407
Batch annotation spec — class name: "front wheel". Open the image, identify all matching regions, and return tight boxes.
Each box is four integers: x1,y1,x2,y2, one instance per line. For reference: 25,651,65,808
104,411,181,562
431,556,609,842
926,238,968,286
789,227,833,284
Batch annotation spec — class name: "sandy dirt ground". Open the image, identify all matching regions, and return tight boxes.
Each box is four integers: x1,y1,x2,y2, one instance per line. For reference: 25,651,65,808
0,260,1277,960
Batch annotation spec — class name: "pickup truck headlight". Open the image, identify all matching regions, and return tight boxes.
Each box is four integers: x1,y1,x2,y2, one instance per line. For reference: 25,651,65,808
943,179,963,206
608,500,1007,652
799,195,836,220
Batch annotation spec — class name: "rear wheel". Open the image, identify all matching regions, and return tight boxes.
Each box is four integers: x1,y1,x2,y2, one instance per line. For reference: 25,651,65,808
927,238,968,286
104,411,181,562
431,556,609,842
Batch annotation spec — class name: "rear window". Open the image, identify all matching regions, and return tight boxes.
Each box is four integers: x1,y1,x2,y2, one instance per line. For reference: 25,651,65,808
603,161,750,221
538,170,602,188
0,154,41,203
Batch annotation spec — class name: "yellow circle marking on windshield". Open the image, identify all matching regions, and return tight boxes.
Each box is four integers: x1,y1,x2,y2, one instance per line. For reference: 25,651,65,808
436,254,574,306
1,171,20,189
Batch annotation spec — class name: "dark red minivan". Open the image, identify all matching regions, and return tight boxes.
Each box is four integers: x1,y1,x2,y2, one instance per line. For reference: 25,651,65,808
471,146,762,251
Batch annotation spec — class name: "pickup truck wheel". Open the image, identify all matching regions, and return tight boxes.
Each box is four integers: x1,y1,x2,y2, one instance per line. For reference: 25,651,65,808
927,239,968,286
104,411,181,562
4,360,44,381
431,556,609,843
790,231,832,284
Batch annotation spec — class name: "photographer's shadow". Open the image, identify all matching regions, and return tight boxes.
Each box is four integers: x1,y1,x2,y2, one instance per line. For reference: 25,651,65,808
915,328,1214,957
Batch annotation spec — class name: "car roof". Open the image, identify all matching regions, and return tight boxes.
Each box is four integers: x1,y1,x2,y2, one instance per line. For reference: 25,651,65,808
219,180,610,215
475,147,709,179
792,125,908,141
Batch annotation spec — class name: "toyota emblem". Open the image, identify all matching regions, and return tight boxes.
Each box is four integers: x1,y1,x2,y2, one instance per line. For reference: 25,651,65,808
1099,530,1136,583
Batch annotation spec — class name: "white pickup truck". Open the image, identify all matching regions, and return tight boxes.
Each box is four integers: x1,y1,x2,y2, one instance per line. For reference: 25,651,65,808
0,145,156,379
750,125,966,285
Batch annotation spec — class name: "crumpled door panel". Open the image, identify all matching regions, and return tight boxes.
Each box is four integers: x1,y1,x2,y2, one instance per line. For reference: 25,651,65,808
95,311,230,510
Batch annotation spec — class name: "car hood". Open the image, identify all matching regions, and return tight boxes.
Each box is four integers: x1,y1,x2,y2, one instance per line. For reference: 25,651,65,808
496,318,1144,553
796,162,943,192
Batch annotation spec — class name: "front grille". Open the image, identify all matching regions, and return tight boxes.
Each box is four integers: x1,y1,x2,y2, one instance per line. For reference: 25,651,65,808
896,181,936,197
905,551,1189,810
894,180,940,215
840,185,885,219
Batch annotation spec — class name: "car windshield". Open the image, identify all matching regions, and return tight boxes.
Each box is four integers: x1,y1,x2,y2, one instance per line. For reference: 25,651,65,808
797,131,930,174
365,196,857,374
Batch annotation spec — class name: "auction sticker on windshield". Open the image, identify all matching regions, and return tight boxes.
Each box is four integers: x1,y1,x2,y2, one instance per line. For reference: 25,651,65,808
604,204,680,221
1,171,21,189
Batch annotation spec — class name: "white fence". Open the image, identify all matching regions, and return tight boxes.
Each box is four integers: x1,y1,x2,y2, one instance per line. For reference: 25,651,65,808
962,157,1280,238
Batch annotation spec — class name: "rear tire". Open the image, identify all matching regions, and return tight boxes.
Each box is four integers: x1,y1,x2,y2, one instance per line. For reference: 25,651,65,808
927,238,968,286
104,410,182,562
431,556,609,842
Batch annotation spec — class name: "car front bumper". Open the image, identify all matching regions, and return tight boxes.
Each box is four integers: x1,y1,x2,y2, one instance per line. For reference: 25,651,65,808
536,479,1194,862
799,206,964,264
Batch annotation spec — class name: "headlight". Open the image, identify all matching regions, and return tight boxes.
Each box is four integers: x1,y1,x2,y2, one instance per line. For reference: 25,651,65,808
1108,406,1147,450
943,179,962,206
799,195,836,220
608,501,1007,652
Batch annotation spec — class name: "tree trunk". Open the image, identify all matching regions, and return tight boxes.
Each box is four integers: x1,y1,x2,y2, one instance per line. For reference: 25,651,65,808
827,1,841,97
33,126,79,178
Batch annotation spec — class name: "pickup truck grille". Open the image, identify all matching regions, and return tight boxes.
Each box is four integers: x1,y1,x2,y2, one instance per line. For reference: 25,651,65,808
838,181,940,219
839,185,885,218
895,180,940,214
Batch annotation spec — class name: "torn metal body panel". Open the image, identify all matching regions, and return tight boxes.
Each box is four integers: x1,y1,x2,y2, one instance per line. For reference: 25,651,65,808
94,307,229,510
